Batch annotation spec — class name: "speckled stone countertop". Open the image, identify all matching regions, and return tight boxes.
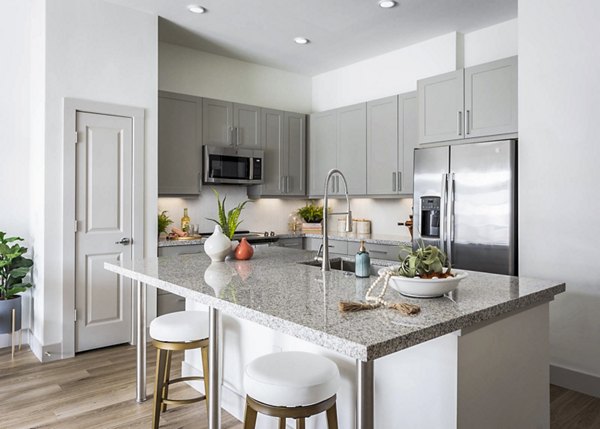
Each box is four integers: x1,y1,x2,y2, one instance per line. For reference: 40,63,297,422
158,232,411,248
105,247,565,361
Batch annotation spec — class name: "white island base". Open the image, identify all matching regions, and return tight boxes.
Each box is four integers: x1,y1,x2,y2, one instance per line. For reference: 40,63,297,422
182,300,550,429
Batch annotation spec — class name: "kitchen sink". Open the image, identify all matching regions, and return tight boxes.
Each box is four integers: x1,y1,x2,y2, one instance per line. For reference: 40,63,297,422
297,258,382,276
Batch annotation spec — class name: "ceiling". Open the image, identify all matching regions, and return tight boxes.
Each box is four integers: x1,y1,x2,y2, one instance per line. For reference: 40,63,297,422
107,0,517,76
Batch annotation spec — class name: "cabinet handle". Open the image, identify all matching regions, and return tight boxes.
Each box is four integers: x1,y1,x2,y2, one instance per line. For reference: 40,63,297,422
237,127,241,146
336,176,339,193
280,176,284,191
397,171,402,192
466,110,470,135
392,172,397,192
457,111,463,136
370,249,387,254
330,177,335,193
286,176,291,193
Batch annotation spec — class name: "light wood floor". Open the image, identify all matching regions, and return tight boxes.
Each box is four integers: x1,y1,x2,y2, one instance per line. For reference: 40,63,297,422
2,345,600,429
0,344,242,429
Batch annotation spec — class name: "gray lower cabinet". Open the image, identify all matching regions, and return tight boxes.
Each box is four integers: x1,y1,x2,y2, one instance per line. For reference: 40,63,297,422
158,91,203,195
309,110,338,196
271,237,303,249
248,109,306,197
464,56,518,138
158,244,204,257
367,96,399,195
303,237,348,255
203,98,262,148
418,69,465,144
347,242,402,262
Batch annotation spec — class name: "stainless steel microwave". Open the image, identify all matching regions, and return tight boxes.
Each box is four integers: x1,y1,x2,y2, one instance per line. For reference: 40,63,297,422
203,145,264,185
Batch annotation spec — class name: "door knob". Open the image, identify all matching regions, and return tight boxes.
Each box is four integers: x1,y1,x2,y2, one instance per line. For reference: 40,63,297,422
115,238,132,245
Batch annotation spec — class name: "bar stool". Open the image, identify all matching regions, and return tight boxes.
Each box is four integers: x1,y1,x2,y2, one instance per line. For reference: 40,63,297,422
149,310,210,429
243,351,340,429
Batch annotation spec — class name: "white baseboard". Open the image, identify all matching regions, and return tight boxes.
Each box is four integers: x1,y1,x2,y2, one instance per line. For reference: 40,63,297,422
551,364,600,398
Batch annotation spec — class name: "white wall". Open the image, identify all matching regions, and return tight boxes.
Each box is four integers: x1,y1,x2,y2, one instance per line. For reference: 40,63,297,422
0,0,34,346
159,42,313,114
463,19,518,68
311,32,458,112
37,0,158,352
519,0,600,390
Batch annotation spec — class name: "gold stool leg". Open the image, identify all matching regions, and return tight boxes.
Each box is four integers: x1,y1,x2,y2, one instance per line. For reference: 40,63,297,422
152,348,167,429
161,350,172,413
279,417,286,429
242,399,258,429
326,402,338,429
201,345,210,414
296,417,306,429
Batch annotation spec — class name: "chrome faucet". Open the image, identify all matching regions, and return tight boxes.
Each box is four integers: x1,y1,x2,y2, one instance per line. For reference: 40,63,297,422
322,169,352,271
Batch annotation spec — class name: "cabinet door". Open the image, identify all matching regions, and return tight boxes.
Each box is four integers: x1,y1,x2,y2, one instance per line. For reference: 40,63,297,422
337,103,367,195
260,108,285,195
367,96,398,195
234,103,261,148
417,69,464,144
285,112,306,196
399,92,418,195
309,110,338,196
202,98,233,146
464,56,518,138
158,92,202,195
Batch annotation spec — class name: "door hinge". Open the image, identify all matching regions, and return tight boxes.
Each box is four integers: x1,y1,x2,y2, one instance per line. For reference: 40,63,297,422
73,308,77,322
74,220,78,232
75,131,79,144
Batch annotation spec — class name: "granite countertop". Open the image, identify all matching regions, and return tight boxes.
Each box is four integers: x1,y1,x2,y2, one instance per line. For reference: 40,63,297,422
158,231,412,248
105,247,565,361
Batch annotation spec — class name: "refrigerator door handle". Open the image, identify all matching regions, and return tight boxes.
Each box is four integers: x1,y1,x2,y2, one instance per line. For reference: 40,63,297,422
447,172,455,265
440,173,448,254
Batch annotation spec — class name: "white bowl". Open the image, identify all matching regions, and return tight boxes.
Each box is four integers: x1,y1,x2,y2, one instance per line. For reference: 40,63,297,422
378,266,468,298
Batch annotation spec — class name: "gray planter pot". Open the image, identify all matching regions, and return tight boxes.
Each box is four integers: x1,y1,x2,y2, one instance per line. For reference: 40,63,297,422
0,295,22,334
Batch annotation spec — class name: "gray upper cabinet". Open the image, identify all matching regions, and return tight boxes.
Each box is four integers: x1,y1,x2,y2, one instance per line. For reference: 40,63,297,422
284,112,306,196
158,91,202,195
309,110,337,196
203,98,262,148
249,109,305,197
234,103,261,148
418,69,465,144
464,56,518,138
202,98,233,147
367,96,398,195
399,92,418,195
337,103,367,195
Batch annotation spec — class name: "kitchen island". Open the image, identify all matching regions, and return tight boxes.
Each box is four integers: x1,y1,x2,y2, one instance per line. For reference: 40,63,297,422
105,247,564,429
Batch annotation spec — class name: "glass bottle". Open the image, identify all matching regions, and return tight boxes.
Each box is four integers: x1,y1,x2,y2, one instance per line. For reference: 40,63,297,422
181,208,191,233
355,240,371,278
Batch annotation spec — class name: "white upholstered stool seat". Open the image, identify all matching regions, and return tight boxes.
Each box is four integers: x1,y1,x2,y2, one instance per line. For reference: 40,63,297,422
243,351,340,429
149,310,208,342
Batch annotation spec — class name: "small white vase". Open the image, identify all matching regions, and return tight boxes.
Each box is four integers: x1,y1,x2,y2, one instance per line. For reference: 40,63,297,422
204,225,232,262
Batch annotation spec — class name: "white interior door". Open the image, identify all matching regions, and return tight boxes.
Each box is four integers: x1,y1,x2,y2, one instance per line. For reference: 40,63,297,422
75,111,133,352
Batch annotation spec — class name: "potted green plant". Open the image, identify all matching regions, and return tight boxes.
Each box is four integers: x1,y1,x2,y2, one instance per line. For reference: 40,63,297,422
206,188,250,240
157,211,173,239
0,232,33,335
296,204,324,233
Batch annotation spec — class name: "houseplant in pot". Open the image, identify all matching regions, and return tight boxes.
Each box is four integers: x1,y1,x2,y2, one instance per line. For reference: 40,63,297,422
206,188,250,259
157,210,173,240
377,243,467,298
297,204,324,233
0,231,33,336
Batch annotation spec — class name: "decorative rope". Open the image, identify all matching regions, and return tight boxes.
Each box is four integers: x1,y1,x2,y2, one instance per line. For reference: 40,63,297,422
339,270,420,315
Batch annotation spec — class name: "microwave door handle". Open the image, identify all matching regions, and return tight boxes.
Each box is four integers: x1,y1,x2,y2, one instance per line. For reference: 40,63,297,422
249,157,254,180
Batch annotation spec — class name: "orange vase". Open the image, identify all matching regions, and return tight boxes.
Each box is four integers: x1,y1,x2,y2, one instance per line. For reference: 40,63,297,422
234,238,254,260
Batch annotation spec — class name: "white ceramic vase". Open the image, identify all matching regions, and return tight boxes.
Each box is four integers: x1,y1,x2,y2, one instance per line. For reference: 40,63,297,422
204,225,232,262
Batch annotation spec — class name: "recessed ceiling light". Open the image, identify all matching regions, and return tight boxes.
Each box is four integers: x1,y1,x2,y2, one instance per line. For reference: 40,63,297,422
378,0,397,8
187,5,206,14
294,37,310,45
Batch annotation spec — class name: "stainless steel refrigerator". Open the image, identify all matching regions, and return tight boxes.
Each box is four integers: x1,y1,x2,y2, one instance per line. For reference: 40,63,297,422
413,140,517,275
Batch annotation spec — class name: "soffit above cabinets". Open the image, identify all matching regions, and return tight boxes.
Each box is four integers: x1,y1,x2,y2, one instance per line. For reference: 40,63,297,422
106,0,516,76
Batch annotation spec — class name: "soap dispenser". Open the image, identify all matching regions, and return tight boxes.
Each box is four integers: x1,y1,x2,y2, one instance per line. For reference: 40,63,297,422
355,240,371,278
